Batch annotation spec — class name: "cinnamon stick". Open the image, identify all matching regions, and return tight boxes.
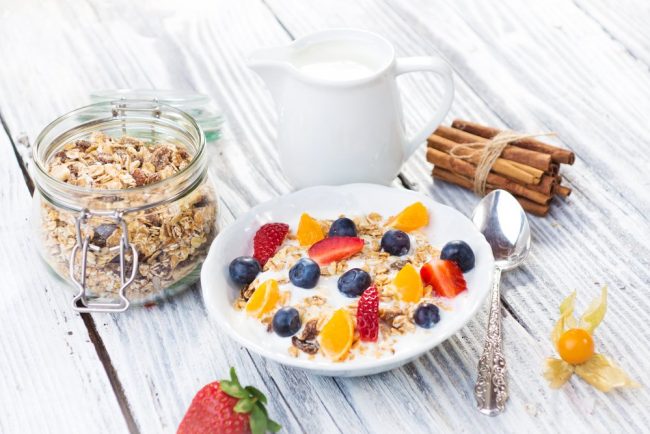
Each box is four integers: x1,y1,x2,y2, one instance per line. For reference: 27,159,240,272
553,184,572,198
426,147,552,205
526,174,558,195
451,119,575,165
432,167,550,216
427,134,541,185
508,160,545,178
434,126,552,171
546,163,560,176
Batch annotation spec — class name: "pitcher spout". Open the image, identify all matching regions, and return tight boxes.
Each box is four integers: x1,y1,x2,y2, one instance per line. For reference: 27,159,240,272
247,47,293,106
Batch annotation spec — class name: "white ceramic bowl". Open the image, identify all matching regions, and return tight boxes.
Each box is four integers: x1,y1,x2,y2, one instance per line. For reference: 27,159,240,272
201,184,494,376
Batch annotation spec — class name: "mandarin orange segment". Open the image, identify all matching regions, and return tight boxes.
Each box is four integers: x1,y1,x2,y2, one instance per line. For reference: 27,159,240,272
386,202,429,232
245,279,280,318
318,309,354,361
393,263,424,302
297,213,325,247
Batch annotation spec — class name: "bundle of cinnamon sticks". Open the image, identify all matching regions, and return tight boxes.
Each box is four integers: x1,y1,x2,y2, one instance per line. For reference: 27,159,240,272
427,120,574,216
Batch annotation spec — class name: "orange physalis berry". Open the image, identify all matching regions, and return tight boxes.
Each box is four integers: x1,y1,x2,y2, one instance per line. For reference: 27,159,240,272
558,328,594,365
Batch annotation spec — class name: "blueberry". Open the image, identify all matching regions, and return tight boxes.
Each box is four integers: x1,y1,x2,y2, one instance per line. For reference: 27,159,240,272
380,230,410,256
414,303,440,328
289,258,320,289
440,240,475,272
272,307,301,337
328,217,357,237
337,268,372,297
228,256,261,285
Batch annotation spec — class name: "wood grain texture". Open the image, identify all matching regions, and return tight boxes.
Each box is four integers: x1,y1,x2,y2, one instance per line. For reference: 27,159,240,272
0,126,129,432
571,0,650,67
0,0,648,432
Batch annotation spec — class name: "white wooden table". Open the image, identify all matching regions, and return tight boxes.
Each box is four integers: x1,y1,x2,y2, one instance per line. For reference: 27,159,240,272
1,0,649,432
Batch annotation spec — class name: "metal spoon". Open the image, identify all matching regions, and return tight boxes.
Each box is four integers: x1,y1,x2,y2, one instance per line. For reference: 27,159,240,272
472,189,531,416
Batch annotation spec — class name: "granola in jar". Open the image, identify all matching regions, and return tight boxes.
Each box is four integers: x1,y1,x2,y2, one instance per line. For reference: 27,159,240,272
32,101,217,309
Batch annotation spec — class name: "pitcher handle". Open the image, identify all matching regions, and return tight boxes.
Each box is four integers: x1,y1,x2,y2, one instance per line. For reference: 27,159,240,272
395,56,454,158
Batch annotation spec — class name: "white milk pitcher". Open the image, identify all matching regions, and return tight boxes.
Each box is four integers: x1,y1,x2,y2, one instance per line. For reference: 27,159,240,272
248,29,454,188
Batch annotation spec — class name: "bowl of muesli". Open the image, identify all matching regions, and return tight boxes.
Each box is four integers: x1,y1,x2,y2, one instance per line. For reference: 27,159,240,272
202,184,494,376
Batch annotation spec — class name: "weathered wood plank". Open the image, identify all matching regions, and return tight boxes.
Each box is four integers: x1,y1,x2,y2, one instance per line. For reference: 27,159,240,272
0,125,129,432
571,0,650,66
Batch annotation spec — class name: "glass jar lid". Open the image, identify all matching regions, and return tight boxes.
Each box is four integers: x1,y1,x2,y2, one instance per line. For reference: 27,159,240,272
89,89,224,141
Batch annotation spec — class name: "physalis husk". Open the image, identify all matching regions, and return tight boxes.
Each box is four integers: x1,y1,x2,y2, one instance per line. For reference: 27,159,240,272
543,286,639,392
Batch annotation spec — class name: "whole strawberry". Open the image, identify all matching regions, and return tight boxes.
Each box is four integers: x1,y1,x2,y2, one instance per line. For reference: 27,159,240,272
178,368,281,434
357,286,379,341
253,223,289,266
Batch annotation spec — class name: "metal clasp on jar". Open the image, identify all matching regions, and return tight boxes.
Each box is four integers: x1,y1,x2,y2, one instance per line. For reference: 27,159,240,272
69,209,138,313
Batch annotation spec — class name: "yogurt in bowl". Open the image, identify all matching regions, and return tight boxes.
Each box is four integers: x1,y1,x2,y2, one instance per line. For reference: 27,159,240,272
201,184,494,377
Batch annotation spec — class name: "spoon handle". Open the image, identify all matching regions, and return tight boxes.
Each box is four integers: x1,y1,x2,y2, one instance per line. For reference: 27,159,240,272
474,266,508,416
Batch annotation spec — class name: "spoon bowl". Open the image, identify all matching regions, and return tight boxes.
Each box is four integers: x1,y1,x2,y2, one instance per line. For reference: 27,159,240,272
472,190,531,270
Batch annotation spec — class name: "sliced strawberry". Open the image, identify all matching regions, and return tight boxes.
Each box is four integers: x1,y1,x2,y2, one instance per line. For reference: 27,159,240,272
253,223,289,266
307,236,364,265
357,286,379,342
420,259,467,298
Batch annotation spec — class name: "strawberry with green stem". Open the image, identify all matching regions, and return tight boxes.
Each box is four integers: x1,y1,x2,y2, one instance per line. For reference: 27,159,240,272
178,368,281,434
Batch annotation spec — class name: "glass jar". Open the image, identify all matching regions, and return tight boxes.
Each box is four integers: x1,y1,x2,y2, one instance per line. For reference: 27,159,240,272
31,101,218,312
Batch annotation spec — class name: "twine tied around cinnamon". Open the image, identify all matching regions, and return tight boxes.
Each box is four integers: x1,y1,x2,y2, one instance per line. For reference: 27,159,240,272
449,131,556,195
